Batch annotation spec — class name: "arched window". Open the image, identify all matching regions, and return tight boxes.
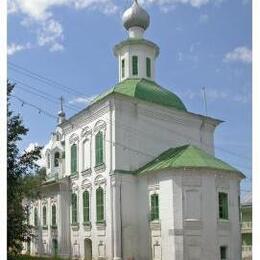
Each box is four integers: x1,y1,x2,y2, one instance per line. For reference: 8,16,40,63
34,208,38,226
71,144,77,174
47,153,51,169
95,131,104,166
71,193,78,224
132,56,138,75
54,152,60,167
121,58,125,78
52,205,56,226
96,187,104,223
83,191,90,223
146,57,151,78
43,206,47,226
151,194,159,221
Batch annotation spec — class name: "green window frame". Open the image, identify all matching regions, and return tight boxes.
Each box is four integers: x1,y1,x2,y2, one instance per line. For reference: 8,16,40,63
34,208,38,226
132,56,138,75
83,191,90,223
150,194,159,221
219,192,229,220
54,152,60,167
121,59,125,78
52,239,58,256
220,246,227,260
47,153,50,169
43,206,47,226
146,57,151,77
96,187,104,223
52,205,56,226
70,144,77,174
71,193,78,224
95,131,104,166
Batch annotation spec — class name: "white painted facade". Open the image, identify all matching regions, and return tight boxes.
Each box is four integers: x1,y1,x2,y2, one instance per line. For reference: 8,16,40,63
24,1,243,259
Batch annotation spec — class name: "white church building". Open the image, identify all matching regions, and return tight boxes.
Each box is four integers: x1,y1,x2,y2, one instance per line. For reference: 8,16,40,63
25,1,244,259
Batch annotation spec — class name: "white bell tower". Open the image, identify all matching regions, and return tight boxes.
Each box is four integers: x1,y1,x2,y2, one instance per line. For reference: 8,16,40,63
113,0,159,82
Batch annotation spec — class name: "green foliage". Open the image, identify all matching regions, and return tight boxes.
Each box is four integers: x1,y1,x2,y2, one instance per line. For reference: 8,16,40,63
7,81,44,254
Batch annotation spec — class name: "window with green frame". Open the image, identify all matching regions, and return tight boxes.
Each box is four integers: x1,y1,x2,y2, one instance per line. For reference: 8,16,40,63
219,192,228,220
220,246,227,260
83,191,90,223
70,144,77,174
43,206,47,226
95,131,104,166
34,208,38,226
71,193,78,224
52,205,56,226
121,59,125,78
96,187,104,223
132,56,138,75
52,239,58,256
146,57,151,78
150,193,159,221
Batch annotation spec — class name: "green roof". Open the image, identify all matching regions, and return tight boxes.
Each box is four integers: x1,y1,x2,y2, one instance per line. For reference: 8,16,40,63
92,78,187,112
136,144,241,176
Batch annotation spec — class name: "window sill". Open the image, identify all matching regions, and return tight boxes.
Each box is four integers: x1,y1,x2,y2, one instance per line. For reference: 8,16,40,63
42,225,48,230
96,220,106,225
83,221,91,226
71,223,79,231
70,172,79,179
94,163,106,173
51,225,57,229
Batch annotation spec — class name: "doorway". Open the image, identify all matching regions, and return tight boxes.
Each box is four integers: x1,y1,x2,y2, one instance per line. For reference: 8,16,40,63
84,238,92,260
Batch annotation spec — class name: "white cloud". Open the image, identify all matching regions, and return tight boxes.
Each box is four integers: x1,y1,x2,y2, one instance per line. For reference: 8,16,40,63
224,46,252,64
69,96,97,105
25,142,39,153
8,0,118,52
7,42,32,55
24,142,47,167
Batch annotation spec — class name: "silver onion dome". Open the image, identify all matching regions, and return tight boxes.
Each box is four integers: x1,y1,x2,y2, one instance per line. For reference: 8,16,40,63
122,0,150,31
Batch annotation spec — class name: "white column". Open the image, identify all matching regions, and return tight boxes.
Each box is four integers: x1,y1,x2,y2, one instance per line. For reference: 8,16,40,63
111,174,122,260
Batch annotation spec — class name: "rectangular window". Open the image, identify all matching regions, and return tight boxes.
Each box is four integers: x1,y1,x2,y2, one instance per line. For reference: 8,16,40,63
219,192,228,220
43,206,47,226
121,59,125,78
71,144,77,174
72,193,78,224
83,139,91,170
83,191,90,223
95,131,104,166
151,194,159,221
52,205,56,226
96,188,104,222
132,56,138,76
146,57,151,77
220,246,227,260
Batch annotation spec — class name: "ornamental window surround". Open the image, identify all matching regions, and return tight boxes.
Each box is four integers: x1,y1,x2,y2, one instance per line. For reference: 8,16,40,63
219,192,229,220
132,55,138,76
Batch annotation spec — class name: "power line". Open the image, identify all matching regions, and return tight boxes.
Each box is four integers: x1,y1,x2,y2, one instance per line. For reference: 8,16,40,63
11,79,81,113
8,62,87,97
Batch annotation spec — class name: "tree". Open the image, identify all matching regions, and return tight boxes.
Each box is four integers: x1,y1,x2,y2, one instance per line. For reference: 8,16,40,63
7,81,44,254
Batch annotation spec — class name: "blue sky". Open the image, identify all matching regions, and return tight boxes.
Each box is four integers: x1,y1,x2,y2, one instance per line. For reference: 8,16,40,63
7,0,252,196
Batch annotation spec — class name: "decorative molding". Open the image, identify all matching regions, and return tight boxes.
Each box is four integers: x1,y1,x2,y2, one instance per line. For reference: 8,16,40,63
81,126,92,138
94,120,106,133
81,179,92,190
81,168,92,177
69,133,79,144
94,175,106,186
94,163,106,174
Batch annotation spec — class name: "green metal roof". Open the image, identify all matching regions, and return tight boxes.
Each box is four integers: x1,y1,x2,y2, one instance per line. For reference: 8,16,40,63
136,144,241,176
92,78,187,111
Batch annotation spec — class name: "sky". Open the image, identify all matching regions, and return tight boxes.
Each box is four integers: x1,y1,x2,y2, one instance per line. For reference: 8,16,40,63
7,0,252,197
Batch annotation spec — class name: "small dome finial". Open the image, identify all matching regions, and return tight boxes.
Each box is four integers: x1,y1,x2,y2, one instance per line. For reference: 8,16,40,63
122,0,150,31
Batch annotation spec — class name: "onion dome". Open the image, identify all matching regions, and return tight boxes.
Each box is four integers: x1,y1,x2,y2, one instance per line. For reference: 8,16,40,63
122,0,150,31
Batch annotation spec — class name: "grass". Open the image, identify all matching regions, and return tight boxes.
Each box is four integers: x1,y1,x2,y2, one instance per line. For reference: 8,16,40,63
8,255,65,260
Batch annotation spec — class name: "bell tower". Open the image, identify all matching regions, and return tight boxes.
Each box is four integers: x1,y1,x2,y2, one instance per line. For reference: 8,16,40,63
113,0,159,82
